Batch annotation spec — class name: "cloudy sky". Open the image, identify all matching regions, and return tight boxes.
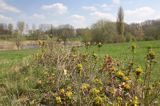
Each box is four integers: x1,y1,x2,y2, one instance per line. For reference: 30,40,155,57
0,0,160,28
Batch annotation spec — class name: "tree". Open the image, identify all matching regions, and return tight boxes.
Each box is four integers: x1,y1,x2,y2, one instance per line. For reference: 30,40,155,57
76,28,92,43
91,20,117,43
8,23,13,35
58,24,75,44
17,21,25,35
16,21,25,50
117,6,125,42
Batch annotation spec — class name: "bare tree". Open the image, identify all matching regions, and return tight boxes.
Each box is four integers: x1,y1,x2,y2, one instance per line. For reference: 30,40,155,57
16,21,25,50
117,6,125,42
58,24,75,44
17,21,25,35
8,23,13,35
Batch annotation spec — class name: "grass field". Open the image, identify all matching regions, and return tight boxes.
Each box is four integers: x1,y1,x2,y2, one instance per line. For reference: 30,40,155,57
80,40,160,79
0,40,160,105
0,40,160,79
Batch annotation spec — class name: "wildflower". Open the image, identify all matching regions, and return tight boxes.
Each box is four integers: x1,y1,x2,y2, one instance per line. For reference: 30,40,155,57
123,76,129,82
37,80,42,85
109,87,117,95
123,83,130,91
90,88,100,95
135,66,143,76
94,96,103,105
133,96,138,106
131,44,136,53
93,53,98,59
55,96,62,104
60,88,65,94
66,91,73,99
81,83,90,90
93,78,103,85
110,66,116,71
147,50,156,60
76,64,83,71
131,44,136,50
116,71,125,79
117,96,122,103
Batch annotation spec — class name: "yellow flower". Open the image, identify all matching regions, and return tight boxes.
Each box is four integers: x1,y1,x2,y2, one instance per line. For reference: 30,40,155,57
135,66,143,76
110,66,116,71
66,91,73,99
76,64,83,71
81,83,90,90
60,89,65,94
123,83,130,90
116,71,125,79
90,88,100,95
109,87,116,95
94,96,103,105
147,50,156,60
117,96,122,102
123,76,129,82
133,96,138,106
93,78,103,85
55,96,62,104
93,53,98,59
37,80,42,85
131,44,136,50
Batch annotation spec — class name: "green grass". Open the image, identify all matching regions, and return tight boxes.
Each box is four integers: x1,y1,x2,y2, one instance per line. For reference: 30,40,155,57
0,48,38,79
80,40,160,79
0,40,160,79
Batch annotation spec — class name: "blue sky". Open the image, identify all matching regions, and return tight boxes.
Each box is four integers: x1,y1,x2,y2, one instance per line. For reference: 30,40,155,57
0,0,160,28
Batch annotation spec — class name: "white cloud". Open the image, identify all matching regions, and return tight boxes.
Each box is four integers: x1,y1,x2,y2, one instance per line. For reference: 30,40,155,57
70,14,86,28
0,0,20,13
82,5,115,21
90,11,115,21
41,3,68,14
71,14,85,21
112,0,120,4
30,13,46,20
0,14,12,22
125,6,155,23
126,7,155,17
82,6,97,12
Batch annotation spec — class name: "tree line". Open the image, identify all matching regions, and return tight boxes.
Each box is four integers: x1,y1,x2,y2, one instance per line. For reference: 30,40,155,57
0,7,160,43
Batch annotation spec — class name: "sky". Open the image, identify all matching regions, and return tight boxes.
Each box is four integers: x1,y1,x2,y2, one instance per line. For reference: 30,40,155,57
0,0,160,28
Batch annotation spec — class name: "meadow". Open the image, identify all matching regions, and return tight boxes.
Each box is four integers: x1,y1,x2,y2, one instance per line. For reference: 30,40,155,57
0,40,160,105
